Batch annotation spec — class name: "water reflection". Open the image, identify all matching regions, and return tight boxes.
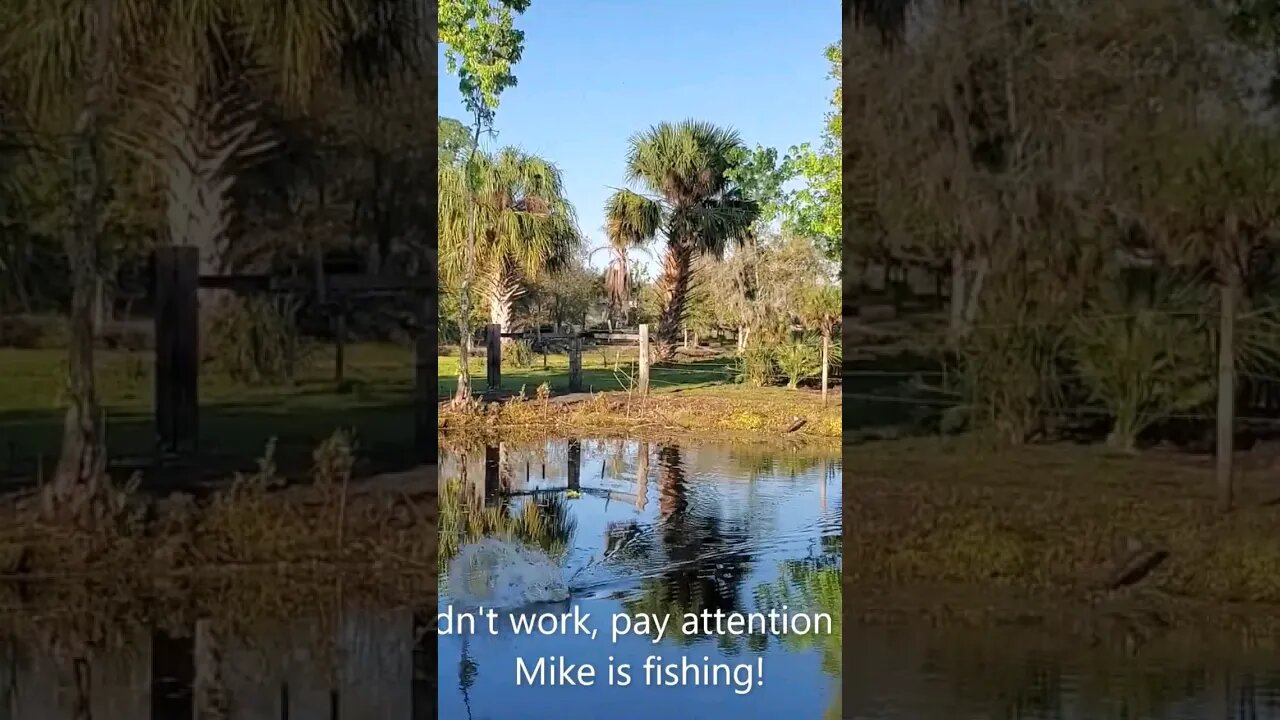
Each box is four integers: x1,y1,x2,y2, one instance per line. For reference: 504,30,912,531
0,601,431,719
848,621,1280,719
438,447,578,576
438,438,842,720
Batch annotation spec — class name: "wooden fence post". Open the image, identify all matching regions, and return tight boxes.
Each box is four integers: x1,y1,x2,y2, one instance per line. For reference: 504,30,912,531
568,337,583,392
154,245,199,454
486,323,501,392
638,324,650,396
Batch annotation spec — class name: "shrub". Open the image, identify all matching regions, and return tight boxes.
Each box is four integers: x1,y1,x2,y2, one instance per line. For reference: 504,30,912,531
505,339,535,368
0,314,67,349
99,322,152,351
207,296,312,384
734,343,777,387
1070,284,1214,452
776,339,821,389
959,320,1067,445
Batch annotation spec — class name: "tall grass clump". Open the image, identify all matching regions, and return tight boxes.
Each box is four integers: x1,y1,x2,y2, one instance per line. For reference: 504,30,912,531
1070,277,1214,451
776,338,821,389
734,342,777,387
208,296,312,384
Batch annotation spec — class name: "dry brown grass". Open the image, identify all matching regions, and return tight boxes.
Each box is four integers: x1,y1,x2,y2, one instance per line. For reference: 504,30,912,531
438,384,842,446
0,433,434,587
0,441,433,661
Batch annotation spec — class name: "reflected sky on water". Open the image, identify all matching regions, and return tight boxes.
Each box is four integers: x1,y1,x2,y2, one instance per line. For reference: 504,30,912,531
438,438,842,720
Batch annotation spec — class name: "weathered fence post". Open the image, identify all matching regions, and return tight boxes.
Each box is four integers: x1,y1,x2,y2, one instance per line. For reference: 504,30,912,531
154,245,199,454
486,323,501,392
638,324,650,396
568,337,583,392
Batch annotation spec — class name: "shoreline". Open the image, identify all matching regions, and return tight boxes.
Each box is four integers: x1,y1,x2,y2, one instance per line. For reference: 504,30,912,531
0,471,435,583
848,581,1280,639
437,386,842,448
846,436,1280,632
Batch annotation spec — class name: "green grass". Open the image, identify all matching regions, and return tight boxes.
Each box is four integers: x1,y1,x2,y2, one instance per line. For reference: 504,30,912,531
0,341,832,478
436,346,741,397
0,343,417,477
847,437,1280,609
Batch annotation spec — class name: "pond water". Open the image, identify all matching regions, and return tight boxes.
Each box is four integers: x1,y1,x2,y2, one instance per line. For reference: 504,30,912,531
437,438,843,720
0,601,431,719
846,622,1280,719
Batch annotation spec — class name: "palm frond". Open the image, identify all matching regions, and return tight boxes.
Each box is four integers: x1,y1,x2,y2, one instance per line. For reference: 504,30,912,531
438,145,581,286
604,189,661,247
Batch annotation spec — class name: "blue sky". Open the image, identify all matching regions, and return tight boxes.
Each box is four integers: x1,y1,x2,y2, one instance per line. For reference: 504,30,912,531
438,1,838,273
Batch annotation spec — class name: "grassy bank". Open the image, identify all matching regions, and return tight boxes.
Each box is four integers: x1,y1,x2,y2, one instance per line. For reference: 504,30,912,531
0,344,416,477
438,383,842,445
848,437,1280,620
438,347,747,396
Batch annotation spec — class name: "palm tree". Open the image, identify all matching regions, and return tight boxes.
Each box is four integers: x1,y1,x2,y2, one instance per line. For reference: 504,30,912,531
1,0,428,519
594,191,659,328
439,147,579,346
799,285,841,404
2,0,118,518
120,1,427,307
604,120,759,361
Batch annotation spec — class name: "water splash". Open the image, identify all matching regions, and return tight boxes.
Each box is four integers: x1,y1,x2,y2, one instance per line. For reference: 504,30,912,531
447,538,570,610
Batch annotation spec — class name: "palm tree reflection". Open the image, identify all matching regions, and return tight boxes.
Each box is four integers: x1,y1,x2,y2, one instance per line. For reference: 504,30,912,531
620,445,754,649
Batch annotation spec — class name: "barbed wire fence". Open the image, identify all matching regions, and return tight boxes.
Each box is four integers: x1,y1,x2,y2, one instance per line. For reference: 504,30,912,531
441,305,1280,429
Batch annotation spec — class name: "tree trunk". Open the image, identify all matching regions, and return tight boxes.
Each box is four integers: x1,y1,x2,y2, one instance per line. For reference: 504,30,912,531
454,122,483,404
1216,273,1239,513
948,248,967,346
821,332,830,406
963,256,988,330
72,657,91,720
656,445,687,518
47,0,113,523
161,76,252,321
91,275,108,337
194,619,228,719
736,325,750,354
485,261,524,349
654,241,694,362
456,224,475,403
